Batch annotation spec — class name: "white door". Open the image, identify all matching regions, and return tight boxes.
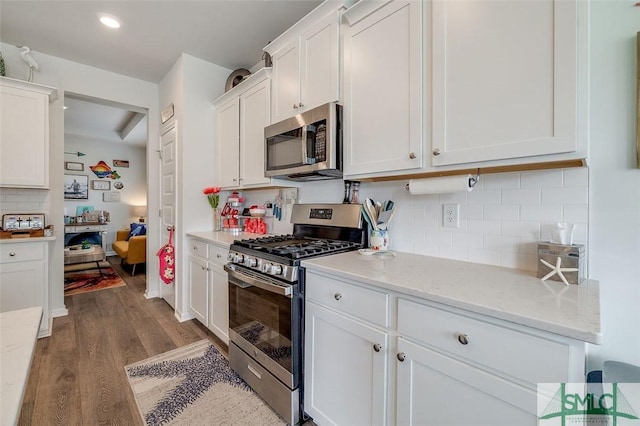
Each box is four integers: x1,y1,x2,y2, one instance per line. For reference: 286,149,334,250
215,97,240,188
430,0,580,165
159,122,177,308
343,0,423,176
396,338,536,425
270,42,300,123
304,302,388,426
239,78,271,187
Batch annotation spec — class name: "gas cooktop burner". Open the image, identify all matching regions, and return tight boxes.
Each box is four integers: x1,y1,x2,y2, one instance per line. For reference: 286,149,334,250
234,235,360,260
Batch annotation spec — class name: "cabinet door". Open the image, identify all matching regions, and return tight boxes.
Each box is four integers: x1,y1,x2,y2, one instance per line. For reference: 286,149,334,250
0,260,47,335
239,78,271,187
431,0,582,165
271,42,301,124
343,0,423,177
208,263,229,344
215,97,240,188
305,302,388,426
300,10,340,112
0,85,49,188
396,338,536,426
187,255,208,325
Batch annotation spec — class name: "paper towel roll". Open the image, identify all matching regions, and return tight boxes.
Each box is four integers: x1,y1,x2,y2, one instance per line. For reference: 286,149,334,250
407,175,475,195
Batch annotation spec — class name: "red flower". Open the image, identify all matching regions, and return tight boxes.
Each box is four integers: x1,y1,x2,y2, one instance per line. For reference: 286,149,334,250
203,186,221,208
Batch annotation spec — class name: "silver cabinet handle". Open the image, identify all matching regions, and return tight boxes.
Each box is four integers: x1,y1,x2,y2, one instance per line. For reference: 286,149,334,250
9,252,16,257
298,102,304,108
409,152,417,159
457,333,470,345
334,292,342,300
397,352,406,362
433,148,441,156
373,343,382,352
216,254,222,258
293,104,299,109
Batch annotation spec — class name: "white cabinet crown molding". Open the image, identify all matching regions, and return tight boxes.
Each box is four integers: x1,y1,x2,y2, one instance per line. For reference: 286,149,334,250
212,67,271,106
263,0,356,56
0,76,57,101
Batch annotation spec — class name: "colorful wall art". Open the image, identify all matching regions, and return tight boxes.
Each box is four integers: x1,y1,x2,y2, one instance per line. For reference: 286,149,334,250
90,161,121,179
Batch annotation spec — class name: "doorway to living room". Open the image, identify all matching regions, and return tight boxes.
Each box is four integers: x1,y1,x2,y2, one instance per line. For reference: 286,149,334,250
63,93,148,291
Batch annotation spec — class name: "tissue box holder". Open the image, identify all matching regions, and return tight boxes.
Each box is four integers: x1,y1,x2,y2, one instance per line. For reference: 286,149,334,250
537,243,585,285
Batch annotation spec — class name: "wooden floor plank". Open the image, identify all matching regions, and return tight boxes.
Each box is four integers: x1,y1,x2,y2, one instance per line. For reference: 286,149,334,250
19,257,223,425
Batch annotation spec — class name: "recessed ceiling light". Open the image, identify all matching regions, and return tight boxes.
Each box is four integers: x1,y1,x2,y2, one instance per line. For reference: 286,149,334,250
99,13,121,29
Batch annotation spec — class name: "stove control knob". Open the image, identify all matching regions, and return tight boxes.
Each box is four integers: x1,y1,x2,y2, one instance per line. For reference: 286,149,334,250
244,257,257,268
233,254,244,264
262,263,272,273
270,264,282,276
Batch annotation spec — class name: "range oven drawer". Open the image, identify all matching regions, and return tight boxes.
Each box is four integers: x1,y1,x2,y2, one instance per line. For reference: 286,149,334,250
230,343,299,425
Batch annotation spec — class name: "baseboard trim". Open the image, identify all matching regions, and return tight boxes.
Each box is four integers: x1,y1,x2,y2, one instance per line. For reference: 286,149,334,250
51,308,69,318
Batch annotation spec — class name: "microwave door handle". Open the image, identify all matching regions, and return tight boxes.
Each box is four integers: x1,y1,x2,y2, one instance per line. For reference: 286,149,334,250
301,125,310,165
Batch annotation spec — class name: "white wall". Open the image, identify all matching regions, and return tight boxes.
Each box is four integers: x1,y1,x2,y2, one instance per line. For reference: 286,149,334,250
63,135,147,253
585,1,640,370
0,42,159,317
159,53,231,318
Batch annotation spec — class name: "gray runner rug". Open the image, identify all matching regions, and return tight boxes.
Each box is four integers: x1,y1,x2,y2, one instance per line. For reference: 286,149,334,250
125,339,286,426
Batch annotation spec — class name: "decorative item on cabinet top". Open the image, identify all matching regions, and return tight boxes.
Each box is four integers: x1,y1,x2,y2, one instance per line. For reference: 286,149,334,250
224,68,251,92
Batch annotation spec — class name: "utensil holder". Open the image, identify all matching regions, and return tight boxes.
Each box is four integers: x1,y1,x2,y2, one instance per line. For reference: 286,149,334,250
370,229,389,251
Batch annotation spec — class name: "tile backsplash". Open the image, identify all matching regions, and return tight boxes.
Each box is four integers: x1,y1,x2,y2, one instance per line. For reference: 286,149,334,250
0,188,52,217
358,167,589,272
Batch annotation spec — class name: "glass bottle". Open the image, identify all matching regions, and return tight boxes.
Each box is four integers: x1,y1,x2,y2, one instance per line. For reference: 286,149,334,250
350,181,360,204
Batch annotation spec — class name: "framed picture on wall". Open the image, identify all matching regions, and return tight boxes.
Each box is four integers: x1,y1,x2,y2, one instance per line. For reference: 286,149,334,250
91,180,111,190
65,161,84,171
64,174,89,199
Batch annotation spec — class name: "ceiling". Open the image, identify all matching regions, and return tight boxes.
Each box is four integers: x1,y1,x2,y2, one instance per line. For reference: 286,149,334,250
0,0,322,147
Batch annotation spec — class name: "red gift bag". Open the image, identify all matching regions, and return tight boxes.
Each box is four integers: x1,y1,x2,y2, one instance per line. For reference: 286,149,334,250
156,227,175,284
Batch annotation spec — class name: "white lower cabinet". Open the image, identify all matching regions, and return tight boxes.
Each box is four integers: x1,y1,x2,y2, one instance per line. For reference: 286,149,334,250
304,270,585,426
304,302,388,426
207,245,229,344
187,238,229,344
396,338,535,426
0,241,50,337
187,254,209,324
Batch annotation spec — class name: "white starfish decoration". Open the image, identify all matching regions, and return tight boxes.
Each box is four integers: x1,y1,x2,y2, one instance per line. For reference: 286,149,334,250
540,256,578,286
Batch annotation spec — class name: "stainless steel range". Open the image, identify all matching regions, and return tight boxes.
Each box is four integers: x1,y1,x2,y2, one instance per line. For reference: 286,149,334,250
224,203,365,424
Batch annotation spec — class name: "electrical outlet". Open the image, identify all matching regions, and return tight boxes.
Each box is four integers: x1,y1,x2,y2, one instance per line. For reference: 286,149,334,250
443,204,459,228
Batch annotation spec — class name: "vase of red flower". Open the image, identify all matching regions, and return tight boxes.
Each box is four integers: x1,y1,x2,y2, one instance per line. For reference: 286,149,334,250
203,187,222,231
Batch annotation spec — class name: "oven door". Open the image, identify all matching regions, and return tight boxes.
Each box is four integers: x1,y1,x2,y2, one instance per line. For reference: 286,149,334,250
225,263,301,389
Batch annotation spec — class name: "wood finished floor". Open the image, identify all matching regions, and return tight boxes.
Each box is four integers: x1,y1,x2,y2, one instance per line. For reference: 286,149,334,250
18,256,226,426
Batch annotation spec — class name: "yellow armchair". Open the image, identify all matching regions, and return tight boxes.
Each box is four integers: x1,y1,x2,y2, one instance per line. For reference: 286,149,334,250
112,228,147,275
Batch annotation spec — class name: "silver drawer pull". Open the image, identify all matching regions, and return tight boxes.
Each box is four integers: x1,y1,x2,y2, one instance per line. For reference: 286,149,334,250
457,333,470,345
373,343,382,352
216,254,222,258
397,352,406,362
9,252,16,257
334,292,342,300
247,363,262,379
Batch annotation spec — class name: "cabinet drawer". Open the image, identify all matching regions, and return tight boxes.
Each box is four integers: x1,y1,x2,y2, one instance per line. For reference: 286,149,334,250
0,243,45,263
188,239,209,260
397,298,570,385
306,273,389,328
67,225,102,232
209,244,228,267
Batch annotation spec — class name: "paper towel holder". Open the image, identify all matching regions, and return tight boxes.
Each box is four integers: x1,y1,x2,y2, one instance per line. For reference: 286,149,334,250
404,169,480,192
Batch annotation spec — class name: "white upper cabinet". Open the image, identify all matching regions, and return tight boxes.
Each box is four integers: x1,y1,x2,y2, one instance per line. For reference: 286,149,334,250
430,0,587,166
0,77,57,188
214,69,272,189
343,0,423,177
265,2,349,124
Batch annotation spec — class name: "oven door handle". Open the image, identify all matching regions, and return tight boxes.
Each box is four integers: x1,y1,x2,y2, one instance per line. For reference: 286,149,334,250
224,264,292,298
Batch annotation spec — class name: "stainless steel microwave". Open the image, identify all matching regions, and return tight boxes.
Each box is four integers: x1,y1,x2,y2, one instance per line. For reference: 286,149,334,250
264,102,342,181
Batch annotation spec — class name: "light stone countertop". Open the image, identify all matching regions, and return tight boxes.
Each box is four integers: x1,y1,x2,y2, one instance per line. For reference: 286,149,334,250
301,251,601,344
1,306,43,426
0,237,55,244
186,231,269,248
